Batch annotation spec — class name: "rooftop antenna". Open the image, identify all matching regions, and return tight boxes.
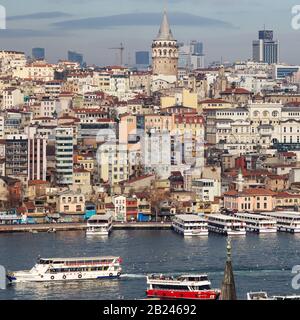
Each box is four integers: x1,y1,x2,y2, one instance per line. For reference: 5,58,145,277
164,0,168,12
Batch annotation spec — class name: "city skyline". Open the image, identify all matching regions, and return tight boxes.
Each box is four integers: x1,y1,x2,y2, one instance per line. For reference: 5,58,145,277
0,0,299,65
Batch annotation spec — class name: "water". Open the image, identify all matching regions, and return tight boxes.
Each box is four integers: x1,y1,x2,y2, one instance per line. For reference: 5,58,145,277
0,230,299,300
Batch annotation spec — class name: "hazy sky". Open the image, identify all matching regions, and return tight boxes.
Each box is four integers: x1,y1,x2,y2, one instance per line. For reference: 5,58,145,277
0,0,299,66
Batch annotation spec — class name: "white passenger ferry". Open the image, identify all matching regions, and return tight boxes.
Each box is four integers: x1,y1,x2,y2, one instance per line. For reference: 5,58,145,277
86,214,113,236
247,291,300,300
7,256,122,283
261,211,300,233
234,213,277,233
172,214,208,236
206,214,246,236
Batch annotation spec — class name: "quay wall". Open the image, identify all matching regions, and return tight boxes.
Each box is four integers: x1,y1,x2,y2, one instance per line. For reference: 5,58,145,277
0,222,172,233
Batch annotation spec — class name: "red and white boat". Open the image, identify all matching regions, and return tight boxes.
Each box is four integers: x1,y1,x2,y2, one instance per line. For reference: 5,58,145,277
146,274,221,300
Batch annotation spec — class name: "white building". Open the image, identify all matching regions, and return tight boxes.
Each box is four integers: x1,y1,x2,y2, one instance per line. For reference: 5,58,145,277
113,195,126,222
2,88,24,110
0,50,26,74
191,178,221,202
13,62,55,81
39,97,60,118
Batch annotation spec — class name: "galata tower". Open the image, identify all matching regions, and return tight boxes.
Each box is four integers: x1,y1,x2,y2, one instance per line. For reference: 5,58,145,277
152,10,179,77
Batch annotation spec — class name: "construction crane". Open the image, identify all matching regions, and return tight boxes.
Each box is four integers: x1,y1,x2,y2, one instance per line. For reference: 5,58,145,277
109,43,125,66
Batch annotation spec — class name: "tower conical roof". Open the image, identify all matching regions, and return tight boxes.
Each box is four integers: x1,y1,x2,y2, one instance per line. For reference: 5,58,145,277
157,11,174,41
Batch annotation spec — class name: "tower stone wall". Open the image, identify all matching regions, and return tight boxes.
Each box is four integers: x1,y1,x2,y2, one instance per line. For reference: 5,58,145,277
152,11,178,77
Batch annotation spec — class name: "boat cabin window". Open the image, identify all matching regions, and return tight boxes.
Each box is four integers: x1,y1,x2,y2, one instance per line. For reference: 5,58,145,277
178,276,208,282
152,284,189,290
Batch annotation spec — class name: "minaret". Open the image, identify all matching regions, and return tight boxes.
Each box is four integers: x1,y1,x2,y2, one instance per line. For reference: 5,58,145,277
236,168,245,192
221,237,237,300
152,10,178,77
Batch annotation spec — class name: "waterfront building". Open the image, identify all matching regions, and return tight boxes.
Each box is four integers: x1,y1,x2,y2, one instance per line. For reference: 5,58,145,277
57,192,85,222
113,195,138,222
224,188,276,212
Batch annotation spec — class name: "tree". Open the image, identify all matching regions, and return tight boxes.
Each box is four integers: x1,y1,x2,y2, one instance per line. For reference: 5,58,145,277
149,188,171,222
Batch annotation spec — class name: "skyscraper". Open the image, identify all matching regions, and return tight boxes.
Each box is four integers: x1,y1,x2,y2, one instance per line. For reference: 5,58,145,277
32,48,45,60
135,51,150,66
259,30,273,41
178,41,205,70
178,43,191,69
190,40,205,69
190,41,203,55
252,30,279,64
68,51,84,67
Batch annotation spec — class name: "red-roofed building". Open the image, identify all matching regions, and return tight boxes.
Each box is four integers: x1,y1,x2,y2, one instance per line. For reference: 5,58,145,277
220,87,252,104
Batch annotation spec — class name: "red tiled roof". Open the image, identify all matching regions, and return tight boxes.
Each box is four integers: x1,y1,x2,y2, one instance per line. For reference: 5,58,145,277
74,168,90,173
279,152,296,157
221,88,251,95
28,180,48,186
224,188,276,197
275,192,300,198
199,99,229,104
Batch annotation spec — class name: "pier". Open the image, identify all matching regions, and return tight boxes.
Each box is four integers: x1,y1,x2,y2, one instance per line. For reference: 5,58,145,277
113,222,172,230
0,222,172,233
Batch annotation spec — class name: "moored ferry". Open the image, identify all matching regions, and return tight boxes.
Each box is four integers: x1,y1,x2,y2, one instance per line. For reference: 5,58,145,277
206,214,246,236
7,256,122,283
146,274,220,300
172,214,208,236
261,211,300,233
247,291,300,300
234,213,277,233
86,214,113,236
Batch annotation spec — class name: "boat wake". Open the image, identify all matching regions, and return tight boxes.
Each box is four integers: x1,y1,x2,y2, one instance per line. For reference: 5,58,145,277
120,274,147,279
